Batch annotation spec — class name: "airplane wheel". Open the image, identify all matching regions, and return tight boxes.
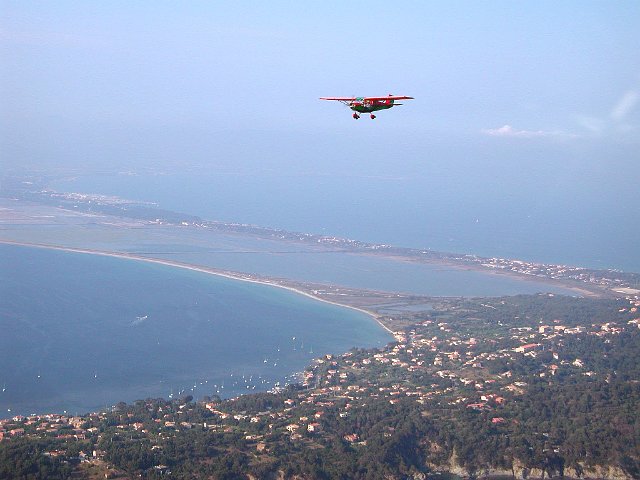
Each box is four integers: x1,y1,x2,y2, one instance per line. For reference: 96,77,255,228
370,114,376,119
353,113,359,119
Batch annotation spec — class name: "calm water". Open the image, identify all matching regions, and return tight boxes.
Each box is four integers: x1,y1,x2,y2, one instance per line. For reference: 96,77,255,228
0,220,578,297
4,169,633,416
0,244,392,417
141,249,578,297
52,172,640,273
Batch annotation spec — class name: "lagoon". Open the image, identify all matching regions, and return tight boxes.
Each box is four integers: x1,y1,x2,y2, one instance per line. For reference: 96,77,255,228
51,171,640,273
0,206,578,298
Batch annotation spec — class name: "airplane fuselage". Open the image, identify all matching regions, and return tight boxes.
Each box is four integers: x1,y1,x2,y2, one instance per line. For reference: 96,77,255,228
349,97,396,113
320,95,412,119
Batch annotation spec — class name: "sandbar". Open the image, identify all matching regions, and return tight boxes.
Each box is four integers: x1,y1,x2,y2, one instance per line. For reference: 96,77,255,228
0,239,396,336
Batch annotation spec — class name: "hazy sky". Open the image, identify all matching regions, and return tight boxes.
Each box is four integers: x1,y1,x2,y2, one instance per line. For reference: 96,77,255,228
1,1,639,175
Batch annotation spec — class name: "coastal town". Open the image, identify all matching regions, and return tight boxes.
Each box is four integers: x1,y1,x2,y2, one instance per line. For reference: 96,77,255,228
1,293,639,478
1,177,640,478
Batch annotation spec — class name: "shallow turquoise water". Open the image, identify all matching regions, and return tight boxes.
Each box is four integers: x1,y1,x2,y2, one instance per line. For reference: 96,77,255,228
0,244,392,417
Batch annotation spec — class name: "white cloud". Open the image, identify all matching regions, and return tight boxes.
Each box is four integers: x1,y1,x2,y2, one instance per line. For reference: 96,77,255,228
481,125,573,138
483,87,640,142
575,115,606,135
575,88,640,140
610,90,640,122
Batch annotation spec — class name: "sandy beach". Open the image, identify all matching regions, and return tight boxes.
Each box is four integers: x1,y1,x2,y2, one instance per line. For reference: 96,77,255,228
0,239,397,335
0,199,612,300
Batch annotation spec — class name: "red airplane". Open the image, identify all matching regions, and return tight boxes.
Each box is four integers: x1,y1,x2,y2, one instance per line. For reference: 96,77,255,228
320,94,414,119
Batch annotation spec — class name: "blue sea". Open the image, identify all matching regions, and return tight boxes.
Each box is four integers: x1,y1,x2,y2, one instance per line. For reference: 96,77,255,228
0,244,392,417
5,167,636,416
52,171,640,273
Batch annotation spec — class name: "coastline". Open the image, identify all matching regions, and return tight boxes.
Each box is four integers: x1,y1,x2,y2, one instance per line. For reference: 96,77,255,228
0,198,619,300
362,250,607,298
0,239,396,336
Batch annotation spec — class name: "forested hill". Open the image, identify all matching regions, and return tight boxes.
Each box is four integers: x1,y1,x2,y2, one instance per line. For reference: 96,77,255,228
1,294,639,479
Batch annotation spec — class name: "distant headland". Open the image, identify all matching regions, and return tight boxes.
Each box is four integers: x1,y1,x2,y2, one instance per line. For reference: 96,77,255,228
2,172,639,303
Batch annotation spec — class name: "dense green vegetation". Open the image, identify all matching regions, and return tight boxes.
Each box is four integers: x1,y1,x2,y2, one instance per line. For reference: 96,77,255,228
1,294,639,479
0,438,73,479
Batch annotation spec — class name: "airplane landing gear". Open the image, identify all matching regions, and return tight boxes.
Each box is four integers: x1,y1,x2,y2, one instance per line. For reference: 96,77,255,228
370,114,376,119
353,113,360,119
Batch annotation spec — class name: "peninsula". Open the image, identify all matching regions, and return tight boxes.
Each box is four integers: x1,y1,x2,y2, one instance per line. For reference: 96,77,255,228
1,176,639,479
2,173,638,301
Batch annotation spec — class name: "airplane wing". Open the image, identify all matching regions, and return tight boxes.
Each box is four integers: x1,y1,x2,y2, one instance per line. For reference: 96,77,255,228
320,96,413,101
319,97,357,101
365,95,414,101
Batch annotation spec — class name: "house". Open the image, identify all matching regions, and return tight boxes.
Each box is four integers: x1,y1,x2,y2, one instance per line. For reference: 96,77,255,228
513,343,540,353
